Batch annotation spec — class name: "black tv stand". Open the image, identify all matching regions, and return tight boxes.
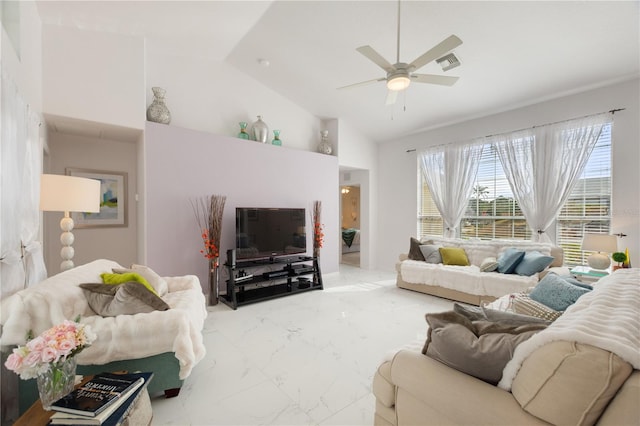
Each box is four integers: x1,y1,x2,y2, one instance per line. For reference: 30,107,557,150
221,250,323,309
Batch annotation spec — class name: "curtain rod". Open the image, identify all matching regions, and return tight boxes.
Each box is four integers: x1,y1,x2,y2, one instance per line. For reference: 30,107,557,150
406,107,625,153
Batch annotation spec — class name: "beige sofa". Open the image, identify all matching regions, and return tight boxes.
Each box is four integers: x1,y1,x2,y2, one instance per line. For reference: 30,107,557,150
374,268,640,426
397,237,567,306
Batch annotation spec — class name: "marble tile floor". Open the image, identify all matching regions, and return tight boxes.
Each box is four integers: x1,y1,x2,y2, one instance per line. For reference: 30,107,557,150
150,265,454,425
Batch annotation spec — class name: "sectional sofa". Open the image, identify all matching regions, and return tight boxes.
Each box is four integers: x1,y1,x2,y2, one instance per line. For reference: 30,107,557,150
375,268,640,425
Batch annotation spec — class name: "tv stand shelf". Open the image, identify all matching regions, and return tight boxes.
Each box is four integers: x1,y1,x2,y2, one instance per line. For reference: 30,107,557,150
221,252,323,309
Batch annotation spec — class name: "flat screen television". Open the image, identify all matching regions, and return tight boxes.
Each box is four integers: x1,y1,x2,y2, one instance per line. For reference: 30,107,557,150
235,207,307,260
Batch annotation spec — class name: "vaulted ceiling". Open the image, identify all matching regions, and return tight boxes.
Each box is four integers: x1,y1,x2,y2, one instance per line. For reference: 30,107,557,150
36,1,640,143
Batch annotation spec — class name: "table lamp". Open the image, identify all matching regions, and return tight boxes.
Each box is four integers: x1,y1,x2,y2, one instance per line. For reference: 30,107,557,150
581,233,618,271
40,174,101,271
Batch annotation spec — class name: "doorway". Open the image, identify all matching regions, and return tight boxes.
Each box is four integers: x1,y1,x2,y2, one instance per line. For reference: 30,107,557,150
340,185,360,266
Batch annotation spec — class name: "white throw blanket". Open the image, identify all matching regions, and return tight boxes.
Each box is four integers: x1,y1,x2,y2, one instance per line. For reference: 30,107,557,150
0,259,207,379
499,268,640,390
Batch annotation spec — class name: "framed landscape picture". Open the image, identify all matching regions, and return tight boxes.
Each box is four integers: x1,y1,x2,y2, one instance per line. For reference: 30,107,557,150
66,168,128,228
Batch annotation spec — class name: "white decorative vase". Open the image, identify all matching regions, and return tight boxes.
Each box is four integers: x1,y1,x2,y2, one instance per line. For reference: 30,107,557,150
146,87,171,124
250,116,269,143
318,130,332,155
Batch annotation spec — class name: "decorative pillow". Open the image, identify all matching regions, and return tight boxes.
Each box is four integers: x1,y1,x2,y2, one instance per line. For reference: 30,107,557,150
100,272,158,296
439,247,470,266
497,248,525,274
112,264,168,297
408,237,426,261
512,341,633,426
514,251,555,276
529,273,591,311
512,294,562,321
558,274,593,290
480,257,499,272
80,282,170,317
419,244,442,264
422,307,548,385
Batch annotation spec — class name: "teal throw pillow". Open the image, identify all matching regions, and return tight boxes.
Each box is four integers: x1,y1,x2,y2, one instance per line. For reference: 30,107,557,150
515,251,555,276
497,248,525,274
529,274,591,311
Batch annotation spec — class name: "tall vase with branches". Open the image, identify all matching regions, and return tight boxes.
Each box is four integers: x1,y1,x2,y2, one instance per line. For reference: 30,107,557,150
312,200,324,259
191,195,226,305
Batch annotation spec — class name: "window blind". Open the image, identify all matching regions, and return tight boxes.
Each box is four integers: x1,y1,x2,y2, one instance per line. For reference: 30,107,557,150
556,124,612,265
417,171,443,237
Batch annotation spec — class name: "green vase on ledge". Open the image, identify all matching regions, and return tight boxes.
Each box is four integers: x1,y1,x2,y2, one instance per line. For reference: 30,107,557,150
237,122,250,140
272,130,282,146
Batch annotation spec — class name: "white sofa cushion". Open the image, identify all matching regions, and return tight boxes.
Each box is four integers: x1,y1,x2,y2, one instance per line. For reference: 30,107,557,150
400,261,538,298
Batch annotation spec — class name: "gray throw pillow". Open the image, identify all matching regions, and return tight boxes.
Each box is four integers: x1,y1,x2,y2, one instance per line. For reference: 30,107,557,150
419,244,443,263
81,282,170,317
480,256,499,272
422,307,548,385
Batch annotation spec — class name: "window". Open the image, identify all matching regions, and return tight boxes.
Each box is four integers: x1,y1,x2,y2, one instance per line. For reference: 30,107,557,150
417,171,443,237
556,124,612,266
461,144,530,240
417,123,612,248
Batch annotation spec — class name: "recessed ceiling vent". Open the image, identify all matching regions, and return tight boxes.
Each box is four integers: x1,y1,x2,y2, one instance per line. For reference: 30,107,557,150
436,53,460,72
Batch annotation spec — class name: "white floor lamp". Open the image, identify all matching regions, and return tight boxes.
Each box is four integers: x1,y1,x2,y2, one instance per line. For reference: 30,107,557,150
40,174,101,271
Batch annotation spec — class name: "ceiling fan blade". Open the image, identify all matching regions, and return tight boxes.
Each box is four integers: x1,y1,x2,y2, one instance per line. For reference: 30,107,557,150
356,46,395,72
337,77,385,90
411,74,459,86
409,35,463,72
385,90,398,105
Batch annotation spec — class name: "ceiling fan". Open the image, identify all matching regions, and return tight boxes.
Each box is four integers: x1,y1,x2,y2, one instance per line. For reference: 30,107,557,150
338,0,462,105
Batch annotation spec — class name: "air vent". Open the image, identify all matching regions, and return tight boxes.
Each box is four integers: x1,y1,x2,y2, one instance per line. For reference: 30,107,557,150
436,53,460,72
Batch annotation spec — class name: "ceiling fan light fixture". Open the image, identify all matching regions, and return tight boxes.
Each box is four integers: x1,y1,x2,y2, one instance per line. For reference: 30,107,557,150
387,75,411,91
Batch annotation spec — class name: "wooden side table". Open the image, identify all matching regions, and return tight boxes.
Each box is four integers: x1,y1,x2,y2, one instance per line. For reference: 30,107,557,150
14,376,152,426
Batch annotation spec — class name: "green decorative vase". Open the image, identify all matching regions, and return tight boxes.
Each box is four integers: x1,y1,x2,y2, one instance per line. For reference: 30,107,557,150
237,122,250,140
272,130,282,146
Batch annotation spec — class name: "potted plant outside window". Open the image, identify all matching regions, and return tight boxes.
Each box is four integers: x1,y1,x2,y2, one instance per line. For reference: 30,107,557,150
611,252,627,271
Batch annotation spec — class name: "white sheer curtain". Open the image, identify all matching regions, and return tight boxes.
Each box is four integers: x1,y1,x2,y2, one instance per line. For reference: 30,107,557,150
1,71,47,299
490,113,612,243
420,141,484,238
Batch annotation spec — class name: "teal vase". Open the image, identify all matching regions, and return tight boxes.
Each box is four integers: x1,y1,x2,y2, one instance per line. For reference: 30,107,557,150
237,122,250,140
272,130,282,146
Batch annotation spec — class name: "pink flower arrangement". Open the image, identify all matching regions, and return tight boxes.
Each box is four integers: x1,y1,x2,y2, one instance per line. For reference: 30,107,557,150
4,319,96,380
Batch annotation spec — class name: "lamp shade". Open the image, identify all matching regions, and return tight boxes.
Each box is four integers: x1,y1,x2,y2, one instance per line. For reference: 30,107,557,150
581,233,618,253
40,174,101,213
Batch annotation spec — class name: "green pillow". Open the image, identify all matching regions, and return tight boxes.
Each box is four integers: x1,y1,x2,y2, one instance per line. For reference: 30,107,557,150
100,272,158,296
439,247,470,266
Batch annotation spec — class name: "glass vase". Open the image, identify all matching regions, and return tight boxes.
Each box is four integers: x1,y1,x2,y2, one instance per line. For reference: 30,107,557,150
237,122,250,139
37,356,77,410
271,130,282,146
209,258,219,306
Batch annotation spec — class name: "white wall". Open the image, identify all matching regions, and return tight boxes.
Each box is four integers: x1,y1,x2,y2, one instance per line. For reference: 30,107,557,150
1,1,42,111
145,51,324,152
42,25,145,130
377,79,640,271
43,133,139,273
143,122,339,295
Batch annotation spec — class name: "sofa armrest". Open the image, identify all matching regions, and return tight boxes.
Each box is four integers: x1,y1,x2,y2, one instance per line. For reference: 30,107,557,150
388,350,547,425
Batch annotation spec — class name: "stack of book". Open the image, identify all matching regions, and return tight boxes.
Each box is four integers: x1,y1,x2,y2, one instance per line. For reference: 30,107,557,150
48,371,153,426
